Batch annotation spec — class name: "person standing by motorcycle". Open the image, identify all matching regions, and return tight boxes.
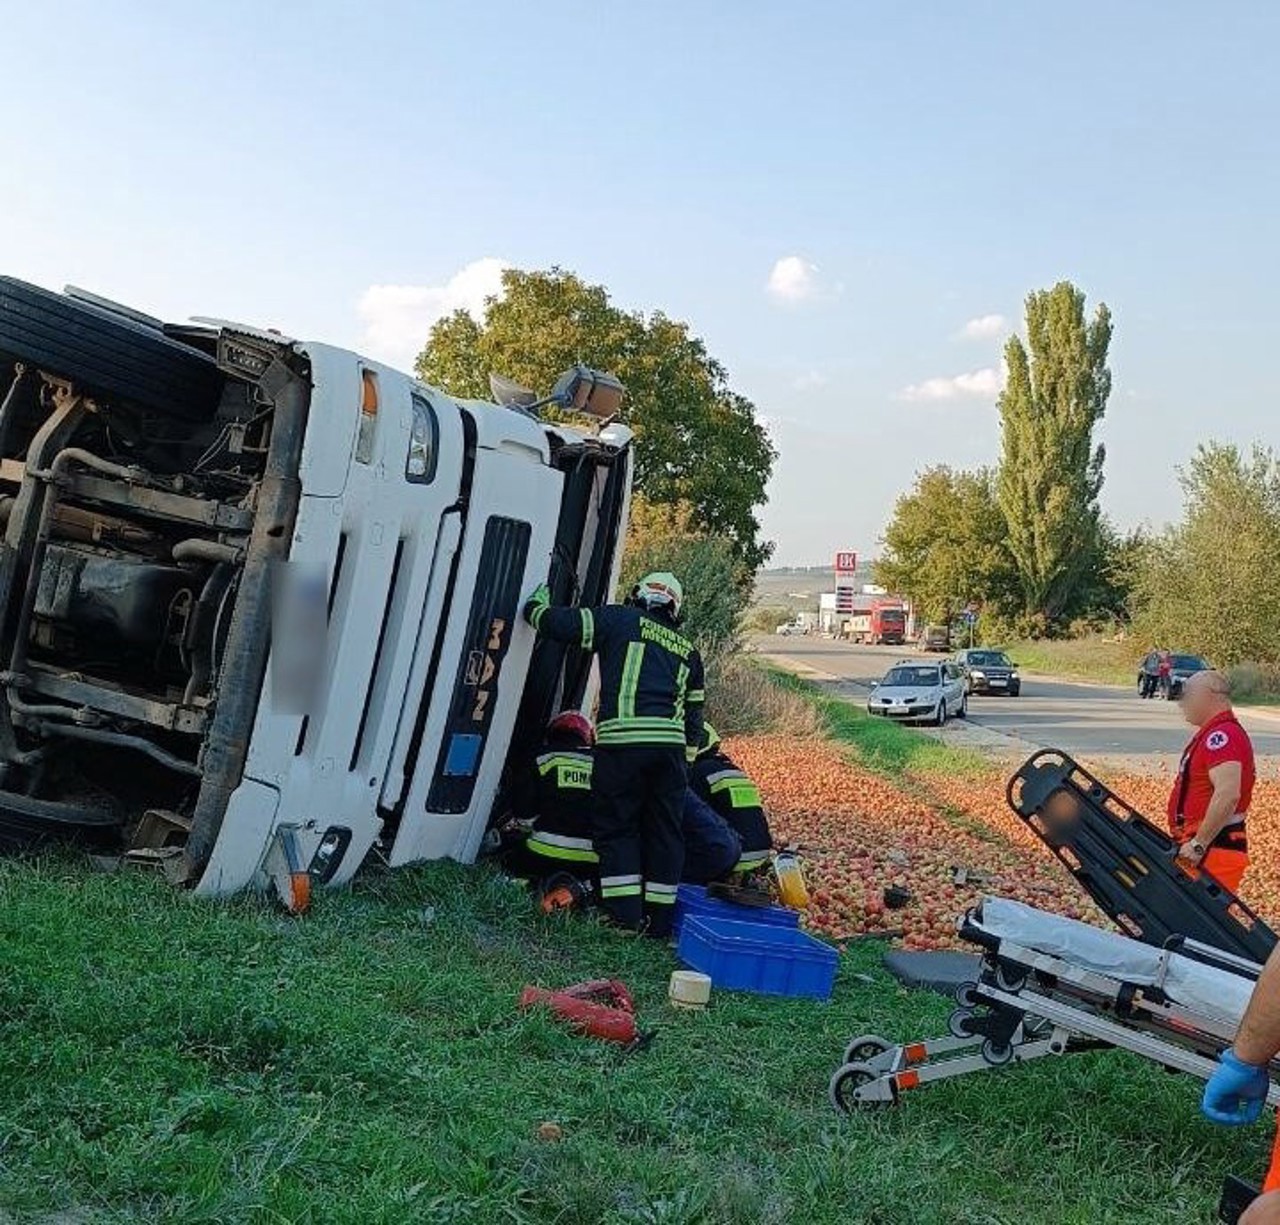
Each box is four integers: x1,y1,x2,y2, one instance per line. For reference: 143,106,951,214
524,572,704,937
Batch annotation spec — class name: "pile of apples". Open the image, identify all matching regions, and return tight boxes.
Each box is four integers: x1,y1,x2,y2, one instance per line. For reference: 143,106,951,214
730,735,1280,948
926,765,1280,924
728,736,1100,950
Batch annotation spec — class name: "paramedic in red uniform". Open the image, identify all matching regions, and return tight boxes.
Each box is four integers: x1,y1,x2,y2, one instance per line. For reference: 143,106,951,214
1168,670,1254,895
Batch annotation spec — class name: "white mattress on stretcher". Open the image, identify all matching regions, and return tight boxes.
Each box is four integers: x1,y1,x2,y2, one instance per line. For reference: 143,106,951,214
976,897,1257,1024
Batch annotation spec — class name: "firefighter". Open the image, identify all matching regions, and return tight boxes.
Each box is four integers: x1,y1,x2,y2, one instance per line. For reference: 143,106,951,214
501,712,599,885
503,714,738,891
1168,669,1254,894
1202,938,1280,1221
524,572,704,936
690,722,774,875
681,787,742,885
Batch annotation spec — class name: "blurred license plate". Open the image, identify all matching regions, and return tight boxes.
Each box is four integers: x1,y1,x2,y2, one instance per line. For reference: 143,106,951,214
989,679,1007,687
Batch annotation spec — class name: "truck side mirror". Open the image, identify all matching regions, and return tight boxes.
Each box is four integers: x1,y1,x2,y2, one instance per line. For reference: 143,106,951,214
550,365,625,419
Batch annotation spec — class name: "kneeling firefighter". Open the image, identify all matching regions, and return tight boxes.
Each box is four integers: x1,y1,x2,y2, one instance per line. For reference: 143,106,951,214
524,572,705,936
506,715,740,896
690,723,774,874
501,711,600,885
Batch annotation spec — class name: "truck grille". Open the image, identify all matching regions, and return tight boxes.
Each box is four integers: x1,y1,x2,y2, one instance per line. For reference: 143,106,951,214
425,516,530,813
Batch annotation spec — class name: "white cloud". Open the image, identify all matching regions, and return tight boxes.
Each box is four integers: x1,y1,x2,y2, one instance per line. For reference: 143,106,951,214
767,255,820,304
958,313,1007,340
899,366,1004,402
357,257,509,370
793,370,829,391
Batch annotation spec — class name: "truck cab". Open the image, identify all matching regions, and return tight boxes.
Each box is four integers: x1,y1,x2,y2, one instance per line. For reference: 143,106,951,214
0,277,632,898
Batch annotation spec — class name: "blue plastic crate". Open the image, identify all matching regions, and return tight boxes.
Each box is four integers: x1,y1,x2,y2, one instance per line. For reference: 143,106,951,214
677,915,838,1000
673,884,800,938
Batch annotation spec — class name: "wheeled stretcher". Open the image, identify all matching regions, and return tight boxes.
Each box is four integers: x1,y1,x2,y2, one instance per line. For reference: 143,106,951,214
830,750,1280,1217
829,895,1280,1112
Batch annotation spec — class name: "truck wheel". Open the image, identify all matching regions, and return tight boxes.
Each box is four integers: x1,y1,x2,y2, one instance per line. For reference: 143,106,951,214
0,277,223,422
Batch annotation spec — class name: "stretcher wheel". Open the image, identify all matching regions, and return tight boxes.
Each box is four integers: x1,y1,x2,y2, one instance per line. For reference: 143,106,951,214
843,1035,891,1065
981,1039,1014,1067
948,1007,976,1039
828,1062,886,1113
954,982,980,1008
994,965,1028,993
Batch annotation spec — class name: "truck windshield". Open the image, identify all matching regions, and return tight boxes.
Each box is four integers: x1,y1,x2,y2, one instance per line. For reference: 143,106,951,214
880,609,906,624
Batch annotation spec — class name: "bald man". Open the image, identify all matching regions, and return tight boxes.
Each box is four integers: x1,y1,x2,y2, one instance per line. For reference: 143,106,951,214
1168,670,1255,894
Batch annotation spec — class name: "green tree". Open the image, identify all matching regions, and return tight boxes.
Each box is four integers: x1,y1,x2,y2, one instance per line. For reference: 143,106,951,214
997,281,1113,628
619,496,747,654
417,268,776,571
1133,443,1280,665
1071,520,1150,629
873,466,1015,623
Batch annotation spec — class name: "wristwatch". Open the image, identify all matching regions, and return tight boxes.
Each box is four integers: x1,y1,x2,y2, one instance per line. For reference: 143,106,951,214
1189,839,1208,858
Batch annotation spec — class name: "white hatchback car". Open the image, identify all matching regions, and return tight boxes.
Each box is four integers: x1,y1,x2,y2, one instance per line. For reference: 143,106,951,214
867,661,967,725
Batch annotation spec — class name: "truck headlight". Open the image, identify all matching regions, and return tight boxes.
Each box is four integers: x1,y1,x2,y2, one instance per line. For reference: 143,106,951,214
407,394,438,483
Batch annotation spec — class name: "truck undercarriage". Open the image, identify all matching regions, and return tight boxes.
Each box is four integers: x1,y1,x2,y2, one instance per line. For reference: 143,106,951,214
0,277,631,895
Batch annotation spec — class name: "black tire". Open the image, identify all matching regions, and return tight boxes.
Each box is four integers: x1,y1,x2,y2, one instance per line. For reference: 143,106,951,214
1009,687,1020,698
957,695,968,719
933,702,946,727
0,277,223,422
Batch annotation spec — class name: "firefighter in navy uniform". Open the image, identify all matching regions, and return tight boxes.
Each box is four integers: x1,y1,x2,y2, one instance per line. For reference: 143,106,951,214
690,723,774,875
524,572,703,936
502,712,600,885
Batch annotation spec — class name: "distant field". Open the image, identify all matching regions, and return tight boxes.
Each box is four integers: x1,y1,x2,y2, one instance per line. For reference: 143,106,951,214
752,567,855,612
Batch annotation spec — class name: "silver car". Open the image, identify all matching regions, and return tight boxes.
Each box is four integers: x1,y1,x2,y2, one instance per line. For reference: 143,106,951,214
867,661,967,725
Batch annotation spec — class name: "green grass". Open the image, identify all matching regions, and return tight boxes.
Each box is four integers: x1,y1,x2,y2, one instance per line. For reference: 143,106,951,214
763,666,990,779
0,857,1261,1223
1002,637,1136,687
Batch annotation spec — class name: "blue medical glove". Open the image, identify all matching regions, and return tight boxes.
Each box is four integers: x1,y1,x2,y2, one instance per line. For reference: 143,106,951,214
523,583,551,626
1202,1049,1269,1126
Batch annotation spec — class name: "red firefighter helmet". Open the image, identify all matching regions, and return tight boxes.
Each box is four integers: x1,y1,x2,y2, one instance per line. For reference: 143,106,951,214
547,711,595,747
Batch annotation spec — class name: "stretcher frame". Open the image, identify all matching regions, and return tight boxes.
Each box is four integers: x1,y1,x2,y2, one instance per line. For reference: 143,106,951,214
830,914,1280,1112
832,747,1280,1113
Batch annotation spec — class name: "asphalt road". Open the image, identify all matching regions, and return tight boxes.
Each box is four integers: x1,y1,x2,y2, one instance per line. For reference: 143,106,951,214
755,635,1280,760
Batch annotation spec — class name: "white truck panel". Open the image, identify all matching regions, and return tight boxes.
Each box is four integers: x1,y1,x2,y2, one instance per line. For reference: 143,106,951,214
196,361,467,894
388,443,563,866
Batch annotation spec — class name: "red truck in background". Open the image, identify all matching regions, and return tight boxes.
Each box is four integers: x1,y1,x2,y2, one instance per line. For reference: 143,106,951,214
843,597,908,645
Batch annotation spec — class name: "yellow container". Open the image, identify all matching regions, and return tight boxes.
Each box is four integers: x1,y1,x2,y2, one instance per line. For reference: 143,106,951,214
774,851,809,910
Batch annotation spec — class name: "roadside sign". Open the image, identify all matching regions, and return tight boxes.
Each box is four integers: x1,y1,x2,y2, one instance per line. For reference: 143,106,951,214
961,610,978,626
834,550,858,575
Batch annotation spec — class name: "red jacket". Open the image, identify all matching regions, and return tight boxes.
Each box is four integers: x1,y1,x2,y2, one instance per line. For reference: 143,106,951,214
1167,710,1255,844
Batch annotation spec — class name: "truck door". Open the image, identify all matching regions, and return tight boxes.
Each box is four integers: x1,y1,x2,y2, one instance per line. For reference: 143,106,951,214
384,429,563,866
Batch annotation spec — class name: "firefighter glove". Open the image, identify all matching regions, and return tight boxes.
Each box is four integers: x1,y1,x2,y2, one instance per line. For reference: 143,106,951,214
523,583,551,627
1202,1048,1269,1126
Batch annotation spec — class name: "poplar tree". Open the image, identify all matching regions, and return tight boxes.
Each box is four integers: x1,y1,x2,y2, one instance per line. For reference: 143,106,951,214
996,282,1112,628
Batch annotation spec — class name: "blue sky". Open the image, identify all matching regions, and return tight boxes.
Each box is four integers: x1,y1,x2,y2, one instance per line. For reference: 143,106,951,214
3,1,1277,565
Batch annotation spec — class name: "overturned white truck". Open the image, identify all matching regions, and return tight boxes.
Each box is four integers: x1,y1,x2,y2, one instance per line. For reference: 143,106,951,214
0,277,632,902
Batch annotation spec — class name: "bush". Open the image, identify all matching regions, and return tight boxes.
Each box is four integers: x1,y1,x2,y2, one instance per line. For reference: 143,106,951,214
743,604,793,634
704,652,824,739
1226,661,1280,704
619,497,750,654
